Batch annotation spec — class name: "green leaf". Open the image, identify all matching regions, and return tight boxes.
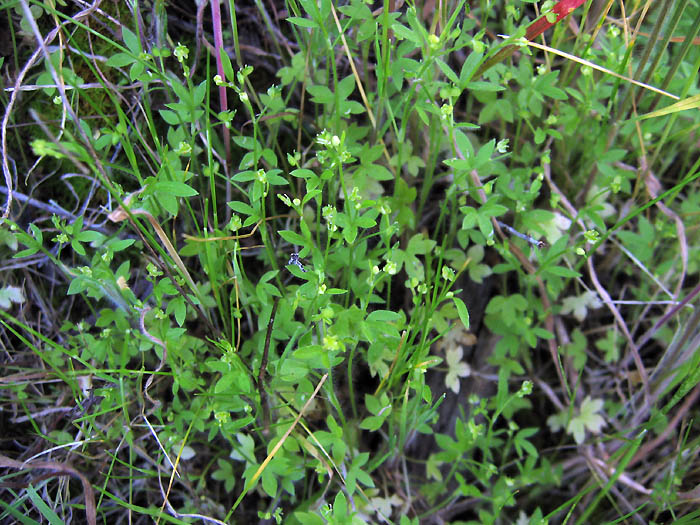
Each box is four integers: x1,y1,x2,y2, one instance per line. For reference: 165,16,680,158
153,181,199,197
121,26,141,55
27,484,62,523
465,81,505,92
356,211,377,229
67,276,89,295
568,396,607,444
337,74,355,100
560,291,602,322
465,245,492,283
293,344,323,360
211,459,236,493
232,136,260,150
345,452,374,495
287,16,318,29
71,239,86,256
580,397,606,432
167,296,187,326
292,512,324,525
616,216,655,264
543,265,581,278
158,109,181,125
514,428,539,458
391,21,422,44
452,297,470,331
366,310,400,322
406,233,436,255
219,47,234,82
0,285,25,310
364,393,384,415
459,51,484,86
476,213,493,239
307,84,334,105
110,239,135,252
596,329,620,363
496,367,508,412
445,346,470,394
267,171,288,185
0,229,18,251
359,415,385,431
460,206,477,229
480,199,507,218
193,80,207,106
455,129,474,158
426,454,443,482
546,411,568,433
563,329,587,371
106,52,136,68
342,222,358,244
228,201,256,216
436,58,459,85
261,468,277,497
486,294,527,324
333,491,348,520
75,230,103,243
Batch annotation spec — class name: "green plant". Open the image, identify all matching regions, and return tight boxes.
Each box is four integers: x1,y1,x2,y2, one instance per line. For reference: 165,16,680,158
2,0,700,523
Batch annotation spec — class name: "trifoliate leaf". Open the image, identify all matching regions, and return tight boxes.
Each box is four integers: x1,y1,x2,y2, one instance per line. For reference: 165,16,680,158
466,244,492,283
548,396,607,445
0,286,25,310
560,291,602,322
568,396,606,444
445,346,471,394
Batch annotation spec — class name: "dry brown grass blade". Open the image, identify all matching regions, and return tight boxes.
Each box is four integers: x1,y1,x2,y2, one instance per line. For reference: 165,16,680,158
136,306,168,409
608,11,700,45
520,38,679,101
107,191,216,331
182,215,288,243
291,406,391,521
232,373,328,511
295,430,335,491
638,94,700,121
0,454,97,525
374,330,408,396
108,194,198,294
328,2,375,130
328,1,395,173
